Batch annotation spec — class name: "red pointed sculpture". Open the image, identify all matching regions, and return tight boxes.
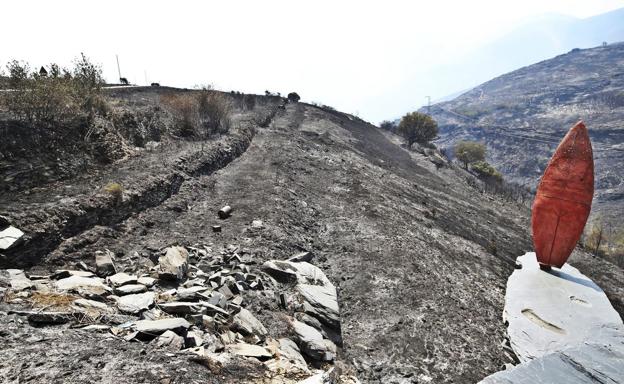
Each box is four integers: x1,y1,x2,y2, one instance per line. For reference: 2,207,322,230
531,121,594,270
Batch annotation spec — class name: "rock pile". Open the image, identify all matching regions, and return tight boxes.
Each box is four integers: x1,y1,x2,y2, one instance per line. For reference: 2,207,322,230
0,244,353,382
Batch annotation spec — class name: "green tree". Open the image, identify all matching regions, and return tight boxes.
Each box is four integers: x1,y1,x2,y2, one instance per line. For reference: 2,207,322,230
454,140,486,169
471,160,502,183
397,112,438,148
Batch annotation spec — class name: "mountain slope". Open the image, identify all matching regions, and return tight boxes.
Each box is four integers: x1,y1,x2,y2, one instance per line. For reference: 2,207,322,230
428,42,624,227
1,90,622,383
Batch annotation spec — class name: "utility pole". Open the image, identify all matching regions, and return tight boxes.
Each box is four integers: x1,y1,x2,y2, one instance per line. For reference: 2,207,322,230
116,55,122,81
425,96,431,114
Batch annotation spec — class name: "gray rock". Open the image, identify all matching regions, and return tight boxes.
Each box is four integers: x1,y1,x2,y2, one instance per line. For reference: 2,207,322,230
263,260,333,287
95,250,116,277
288,251,314,263
251,220,263,228
228,343,272,359
185,330,204,348
297,283,340,330
198,301,230,316
0,226,24,250
55,275,112,296
159,301,203,315
158,246,189,282
10,310,75,325
261,260,299,283
208,291,228,308
117,292,155,314
7,269,35,291
480,325,624,383
137,276,157,288
504,252,623,362
291,319,336,361
134,317,191,335
231,308,268,337
114,284,147,295
177,286,210,301
278,338,308,370
52,270,95,279
72,298,110,311
154,330,184,351
0,215,10,229
107,272,138,287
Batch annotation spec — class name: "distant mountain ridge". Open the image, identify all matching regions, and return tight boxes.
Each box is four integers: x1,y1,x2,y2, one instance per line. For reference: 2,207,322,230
425,42,624,226
395,7,624,121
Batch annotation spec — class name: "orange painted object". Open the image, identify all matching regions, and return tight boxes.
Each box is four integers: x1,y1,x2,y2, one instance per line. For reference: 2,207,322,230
531,121,594,269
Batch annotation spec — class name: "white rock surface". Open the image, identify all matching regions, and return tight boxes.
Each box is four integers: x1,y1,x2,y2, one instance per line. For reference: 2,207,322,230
231,308,268,337
72,298,110,311
228,343,272,358
291,319,336,361
158,246,189,282
7,269,34,290
117,292,155,314
134,317,190,334
481,324,624,383
55,275,111,295
114,284,147,295
480,252,624,383
0,226,24,250
297,284,340,329
107,272,138,287
504,252,622,362
263,259,340,330
154,330,185,351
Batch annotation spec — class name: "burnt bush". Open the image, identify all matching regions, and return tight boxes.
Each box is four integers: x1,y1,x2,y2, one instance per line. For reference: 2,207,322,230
161,90,231,138
0,54,106,130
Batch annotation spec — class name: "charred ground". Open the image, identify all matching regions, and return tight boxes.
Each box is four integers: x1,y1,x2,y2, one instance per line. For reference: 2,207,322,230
1,88,622,383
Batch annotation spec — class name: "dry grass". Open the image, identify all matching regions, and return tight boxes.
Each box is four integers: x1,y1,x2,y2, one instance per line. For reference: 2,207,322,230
104,182,123,202
160,91,231,137
28,291,78,309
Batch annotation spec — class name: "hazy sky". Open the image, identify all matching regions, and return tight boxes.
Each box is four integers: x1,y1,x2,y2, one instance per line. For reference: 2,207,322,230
2,0,624,122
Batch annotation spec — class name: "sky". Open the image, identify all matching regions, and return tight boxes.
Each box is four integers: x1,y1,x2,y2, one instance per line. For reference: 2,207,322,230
2,0,624,122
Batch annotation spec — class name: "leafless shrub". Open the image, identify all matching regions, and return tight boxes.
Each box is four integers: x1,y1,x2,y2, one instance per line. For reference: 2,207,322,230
160,90,231,138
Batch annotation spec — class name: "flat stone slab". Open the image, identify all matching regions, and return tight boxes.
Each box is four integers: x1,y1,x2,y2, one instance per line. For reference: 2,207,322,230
228,343,272,359
134,317,191,334
0,226,24,250
481,324,624,383
480,252,624,383
504,252,622,362
117,292,155,314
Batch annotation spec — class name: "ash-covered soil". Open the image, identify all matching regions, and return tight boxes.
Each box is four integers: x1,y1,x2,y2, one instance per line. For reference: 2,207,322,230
1,90,622,383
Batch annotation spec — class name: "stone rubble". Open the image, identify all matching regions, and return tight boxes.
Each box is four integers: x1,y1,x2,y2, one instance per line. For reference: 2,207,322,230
95,249,116,277
0,245,348,381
